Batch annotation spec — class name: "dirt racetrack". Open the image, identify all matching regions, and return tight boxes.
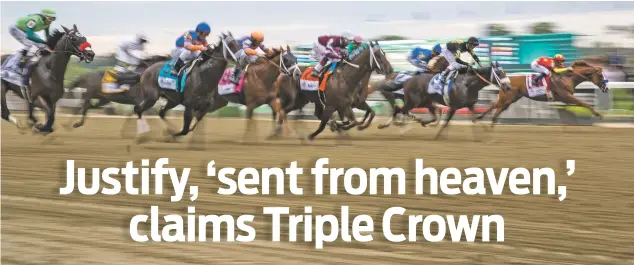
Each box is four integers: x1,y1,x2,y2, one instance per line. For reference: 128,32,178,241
2,115,634,265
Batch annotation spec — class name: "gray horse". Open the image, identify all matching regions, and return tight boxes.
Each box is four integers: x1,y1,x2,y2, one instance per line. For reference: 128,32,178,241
139,32,242,138
1,25,95,134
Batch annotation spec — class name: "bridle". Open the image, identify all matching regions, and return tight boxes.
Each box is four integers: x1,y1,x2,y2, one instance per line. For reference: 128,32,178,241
472,63,510,89
48,29,93,62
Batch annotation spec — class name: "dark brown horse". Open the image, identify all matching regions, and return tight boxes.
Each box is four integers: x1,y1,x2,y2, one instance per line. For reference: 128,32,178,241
189,46,299,141
302,41,393,140
376,62,511,139
372,56,449,129
139,32,242,138
276,65,379,134
67,54,169,128
1,25,95,134
476,61,609,126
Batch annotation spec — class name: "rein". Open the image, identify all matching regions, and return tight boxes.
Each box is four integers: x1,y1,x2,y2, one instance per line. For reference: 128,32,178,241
260,51,299,76
342,43,382,70
567,66,599,82
207,37,238,63
472,66,504,87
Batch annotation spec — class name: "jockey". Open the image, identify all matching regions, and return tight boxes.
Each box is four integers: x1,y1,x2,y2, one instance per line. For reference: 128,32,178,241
407,44,442,73
530,54,570,86
438,37,482,85
311,35,348,77
230,31,276,84
114,33,148,77
170,22,211,76
346,35,364,56
8,8,56,101
8,8,56,68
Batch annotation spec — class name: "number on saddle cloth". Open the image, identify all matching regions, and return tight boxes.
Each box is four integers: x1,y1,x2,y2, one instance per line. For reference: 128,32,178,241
157,59,188,92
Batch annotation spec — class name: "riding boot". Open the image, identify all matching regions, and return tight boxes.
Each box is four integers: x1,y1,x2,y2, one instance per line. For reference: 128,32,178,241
230,67,242,84
17,49,29,69
171,58,184,76
312,63,324,77
533,73,546,86
438,68,451,85
21,61,35,103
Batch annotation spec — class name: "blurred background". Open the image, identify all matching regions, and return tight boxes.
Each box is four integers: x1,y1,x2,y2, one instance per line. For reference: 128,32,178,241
3,1,634,124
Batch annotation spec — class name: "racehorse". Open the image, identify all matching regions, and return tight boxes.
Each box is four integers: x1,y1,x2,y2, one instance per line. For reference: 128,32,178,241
67,54,170,128
189,46,299,141
301,41,392,140
1,25,95,134
377,62,511,139
372,56,449,129
138,32,242,138
476,60,609,127
276,64,379,134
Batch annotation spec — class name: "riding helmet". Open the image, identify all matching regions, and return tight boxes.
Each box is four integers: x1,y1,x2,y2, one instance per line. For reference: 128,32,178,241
196,22,211,34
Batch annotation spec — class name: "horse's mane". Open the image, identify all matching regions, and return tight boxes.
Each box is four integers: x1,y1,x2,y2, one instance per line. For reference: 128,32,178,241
254,48,283,64
568,60,602,77
474,64,494,75
46,29,65,49
571,60,593,68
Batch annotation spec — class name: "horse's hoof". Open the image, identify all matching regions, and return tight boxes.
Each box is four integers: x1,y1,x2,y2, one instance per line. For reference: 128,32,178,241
72,123,82,128
377,124,387,129
167,129,180,137
328,123,337,132
33,124,53,134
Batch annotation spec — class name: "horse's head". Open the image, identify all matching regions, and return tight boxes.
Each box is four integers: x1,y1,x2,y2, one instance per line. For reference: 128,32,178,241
571,61,609,93
277,45,300,78
55,24,95,63
472,61,511,91
202,31,241,64
371,41,393,75
489,61,511,91
350,41,392,75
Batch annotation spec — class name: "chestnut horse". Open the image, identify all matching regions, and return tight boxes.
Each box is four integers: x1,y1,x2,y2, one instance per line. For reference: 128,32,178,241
477,61,609,126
